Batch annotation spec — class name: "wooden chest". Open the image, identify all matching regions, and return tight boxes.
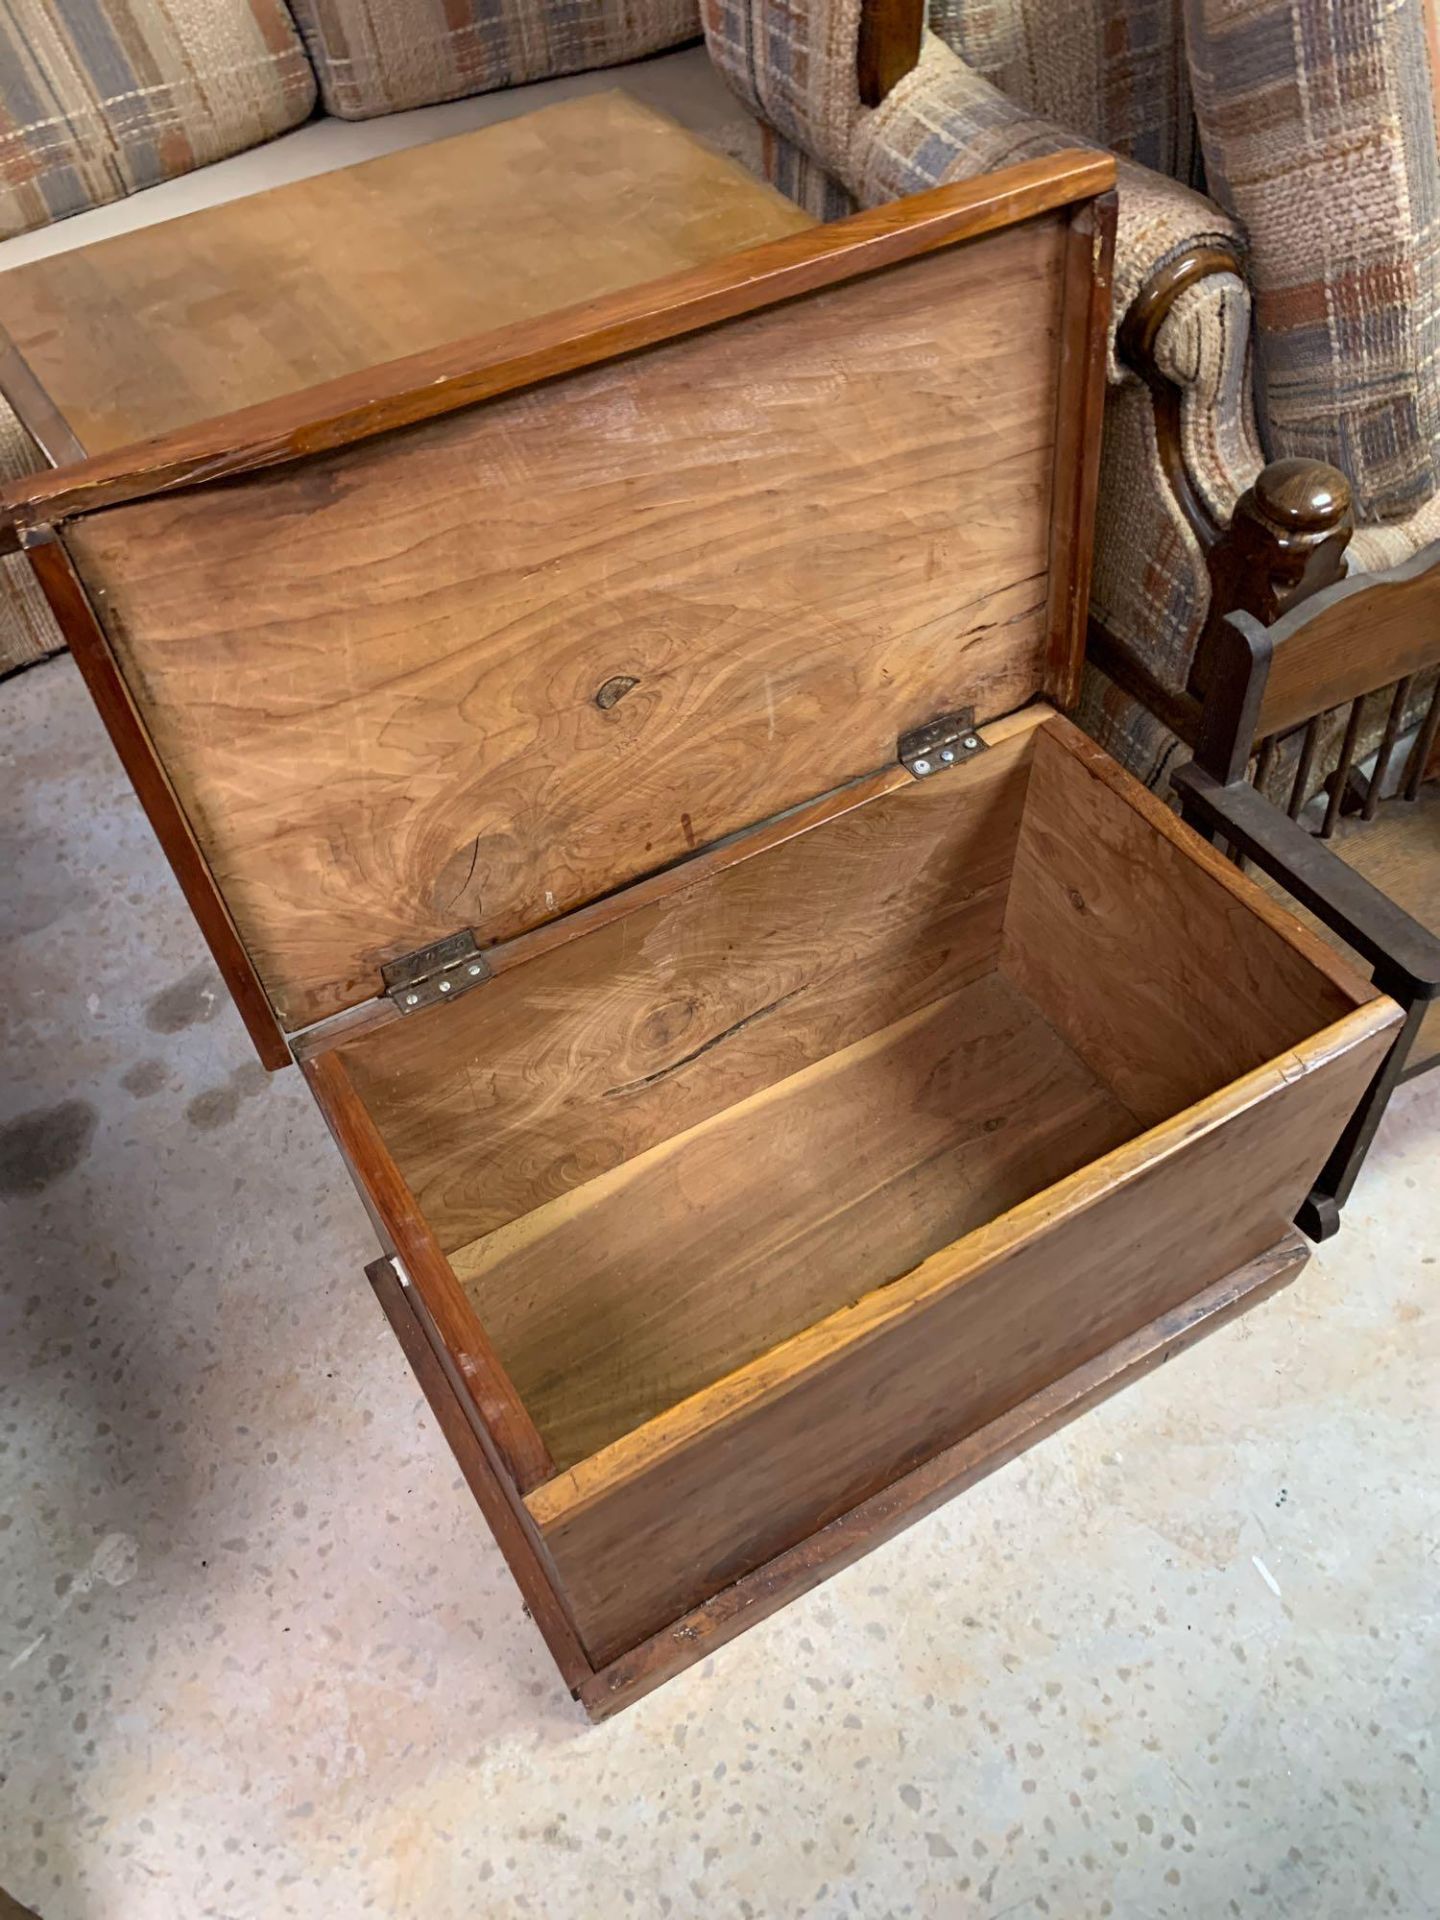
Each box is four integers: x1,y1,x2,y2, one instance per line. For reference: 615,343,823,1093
2,104,1398,1718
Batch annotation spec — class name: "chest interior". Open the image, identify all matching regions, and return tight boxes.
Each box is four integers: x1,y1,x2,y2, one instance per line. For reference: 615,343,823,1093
324,702,1360,1478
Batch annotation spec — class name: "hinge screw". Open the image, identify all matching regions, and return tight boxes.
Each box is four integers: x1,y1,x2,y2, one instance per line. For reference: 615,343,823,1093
913,757,931,775
439,980,451,992
405,993,419,1006
964,736,980,750
941,747,955,763
468,964,483,976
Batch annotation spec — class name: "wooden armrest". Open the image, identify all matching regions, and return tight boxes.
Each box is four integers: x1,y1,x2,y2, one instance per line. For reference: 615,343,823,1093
1115,243,1247,549
1171,762,1440,1001
858,0,924,106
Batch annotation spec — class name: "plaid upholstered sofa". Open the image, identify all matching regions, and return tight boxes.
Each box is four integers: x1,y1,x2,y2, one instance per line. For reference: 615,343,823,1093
702,0,1440,797
0,0,722,675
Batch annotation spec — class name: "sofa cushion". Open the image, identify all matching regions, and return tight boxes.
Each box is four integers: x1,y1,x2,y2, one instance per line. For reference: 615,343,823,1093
1184,0,1440,523
0,0,316,240
929,0,1198,182
289,0,700,119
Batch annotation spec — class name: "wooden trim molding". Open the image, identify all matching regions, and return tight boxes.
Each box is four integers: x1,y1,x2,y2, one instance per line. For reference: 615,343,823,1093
375,1225,1310,1722
1046,192,1118,707
580,1230,1309,1717
0,326,87,470
0,150,1115,536
366,1255,593,1693
304,1050,557,1494
25,530,292,1071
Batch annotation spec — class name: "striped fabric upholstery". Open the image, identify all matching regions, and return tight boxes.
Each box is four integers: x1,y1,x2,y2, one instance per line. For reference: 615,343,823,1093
762,125,857,219
930,0,1197,180
855,46,1237,366
1081,0,1440,789
0,403,62,672
704,9,1232,355
1185,0,1440,524
0,0,316,240
289,0,700,118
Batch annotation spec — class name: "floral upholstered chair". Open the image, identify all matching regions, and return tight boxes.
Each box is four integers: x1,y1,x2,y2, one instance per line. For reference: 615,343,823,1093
700,0,1440,802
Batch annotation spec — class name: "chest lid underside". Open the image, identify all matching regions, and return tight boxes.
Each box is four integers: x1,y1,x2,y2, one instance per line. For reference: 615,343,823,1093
4,133,1115,1043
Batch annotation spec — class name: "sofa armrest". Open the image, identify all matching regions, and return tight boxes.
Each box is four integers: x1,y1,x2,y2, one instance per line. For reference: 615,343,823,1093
705,11,1254,445
708,18,1241,342
1116,245,1263,545
1171,761,1440,1001
703,5,1262,681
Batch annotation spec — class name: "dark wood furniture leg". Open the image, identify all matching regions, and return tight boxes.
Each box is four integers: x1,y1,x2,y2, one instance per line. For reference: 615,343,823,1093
1173,764,1440,1238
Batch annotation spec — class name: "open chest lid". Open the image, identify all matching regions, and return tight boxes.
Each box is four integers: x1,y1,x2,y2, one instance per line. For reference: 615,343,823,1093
3,145,1115,1060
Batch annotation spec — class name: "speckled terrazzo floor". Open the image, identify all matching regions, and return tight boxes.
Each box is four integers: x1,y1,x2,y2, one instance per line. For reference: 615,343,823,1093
2,652,1437,1920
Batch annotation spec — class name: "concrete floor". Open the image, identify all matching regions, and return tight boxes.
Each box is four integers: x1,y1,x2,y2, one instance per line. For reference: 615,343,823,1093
1,651,1436,1920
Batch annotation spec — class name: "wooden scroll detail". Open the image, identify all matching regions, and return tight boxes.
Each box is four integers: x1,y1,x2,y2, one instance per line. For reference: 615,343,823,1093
1115,242,1247,550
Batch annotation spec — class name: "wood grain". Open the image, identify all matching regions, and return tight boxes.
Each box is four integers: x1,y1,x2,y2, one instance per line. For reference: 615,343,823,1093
0,94,810,463
65,217,1070,1029
1001,719,1365,1125
365,1255,593,1694
302,1049,555,1493
452,970,1138,1471
27,531,290,1071
1,148,1112,531
857,0,925,106
1252,538,1440,740
337,711,1045,1249
291,759,920,1061
1045,193,1116,708
527,1001,1396,1665
0,330,86,467
579,1229,1309,1720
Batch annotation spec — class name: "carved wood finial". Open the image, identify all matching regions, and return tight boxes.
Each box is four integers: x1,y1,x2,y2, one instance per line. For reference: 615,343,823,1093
1248,457,1352,537
1193,457,1355,697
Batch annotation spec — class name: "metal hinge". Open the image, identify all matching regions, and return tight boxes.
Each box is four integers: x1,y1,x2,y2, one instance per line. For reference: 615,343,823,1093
898,708,989,778
382,929,491,1013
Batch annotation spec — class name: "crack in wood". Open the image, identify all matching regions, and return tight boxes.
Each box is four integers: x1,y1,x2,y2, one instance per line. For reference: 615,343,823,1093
602,987,808,1098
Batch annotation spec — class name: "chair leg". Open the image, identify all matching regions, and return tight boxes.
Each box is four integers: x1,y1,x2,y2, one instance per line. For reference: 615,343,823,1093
1297,988,1430,1239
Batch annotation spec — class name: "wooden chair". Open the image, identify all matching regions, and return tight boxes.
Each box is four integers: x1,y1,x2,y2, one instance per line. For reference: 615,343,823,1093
1172,546,1440,1239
